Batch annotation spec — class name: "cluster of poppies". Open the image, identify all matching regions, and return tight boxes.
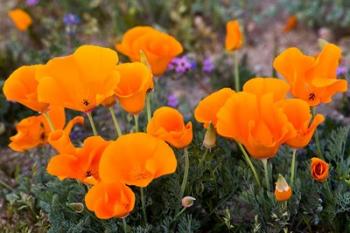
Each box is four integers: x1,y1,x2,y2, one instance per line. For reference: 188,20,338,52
3,26,195,219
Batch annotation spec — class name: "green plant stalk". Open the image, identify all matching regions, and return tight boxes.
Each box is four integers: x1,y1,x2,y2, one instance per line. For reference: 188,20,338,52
237,143,261,186
86,112,98,136
146,94,152,123
108,107,122,137
43,112,55,131
180,148,190,199
174,207,186,220
140,187,148,224
134,114,139,132
312,107,324,159
290,149,297,187
122,218,127,233
233,52,240,91
0,179,13,191
262,159,270,190
199,148,209,165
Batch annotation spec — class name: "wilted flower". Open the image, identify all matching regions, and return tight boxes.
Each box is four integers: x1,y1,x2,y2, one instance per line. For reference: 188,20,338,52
311,157,329,182
202,57,215,73
182,196,196,208
274,174,292,201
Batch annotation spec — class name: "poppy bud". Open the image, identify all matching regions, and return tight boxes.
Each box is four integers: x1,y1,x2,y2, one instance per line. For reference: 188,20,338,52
311,157,329,182
67,202,84,213
182,196,196,208
274,174,292,202
203,124,216,149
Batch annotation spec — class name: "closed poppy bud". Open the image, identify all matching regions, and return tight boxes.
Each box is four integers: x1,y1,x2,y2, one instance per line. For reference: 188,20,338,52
203,124,216,149
85,182,135,219
37,45,120,112
279,99,325,148
8,9,32,31
114,62,153,114
3,65,48,113
67,202,84,213
311,157,329,182
9,106,65,152
99,133,177,187
182,196,196,208
225,20,244,51
283,15,297,33
116,26,183,75
147,107,192,148
274,174,292,202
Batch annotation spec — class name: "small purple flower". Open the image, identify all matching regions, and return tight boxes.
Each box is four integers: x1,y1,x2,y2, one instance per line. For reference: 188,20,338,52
26,0,40,6
336,66,347,76
202,57,215,73
168,56,193,74
167,94,179,107
63,13,80,26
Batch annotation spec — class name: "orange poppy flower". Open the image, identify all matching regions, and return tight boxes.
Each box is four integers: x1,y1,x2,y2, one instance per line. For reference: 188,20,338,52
147,107,192,148
242,77,290,101
48,116,84,154
216,92,296,159
47,136,110,184
225,20,244,51
3,65,48,112
311,157,329,182
116,26,183,75
9,106,65,152
99,133,177,187
8,9,32,31
194,88,235,128
273,43,348,106
283,15,297,33
85,181,135,219
274,174,292,201
114,62,153,114
37,45,120,112
279,99,325,148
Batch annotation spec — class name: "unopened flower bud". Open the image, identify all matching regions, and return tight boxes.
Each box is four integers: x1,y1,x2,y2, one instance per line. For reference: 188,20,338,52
67,202,84,213
203,124,216,149
181,196,196,208
274,174,292,202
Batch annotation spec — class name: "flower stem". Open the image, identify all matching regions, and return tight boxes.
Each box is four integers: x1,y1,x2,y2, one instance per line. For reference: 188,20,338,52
180,148,190,199
174,207,186,220
146,94,152,123
43,112,55,131
122,218,127,233
312,107,324,159
140,187,148,224
0,179,13,191
199,148,209,165
262,159,270,190
290,149,297,187
134,114,139,132
237,143,261,187
233,52,240,91
108,107,122,137
86,112,98,136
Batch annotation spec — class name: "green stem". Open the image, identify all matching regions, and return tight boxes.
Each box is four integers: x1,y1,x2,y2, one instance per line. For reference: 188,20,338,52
108,107,122,137
237,143,261,187
290,149,297,187
312,107,324,159
262,159,270,190
140,187,148,224
174,207,186,220
86,112,98,136
0,179,14,191
43,112,55,131
199,148,209,165
134,114,139,132
146,94,152,123
233,52,240,91
180,148,190,199
122,218,127,233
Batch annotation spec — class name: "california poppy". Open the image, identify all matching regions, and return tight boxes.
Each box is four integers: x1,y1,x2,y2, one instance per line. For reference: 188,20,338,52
85,181,135,219
147,107,193,148
225,20,244,51
3,65,48,112
279,99,325,148
37,45,120,112
114,62,153,114
283,15,297,33
116,26,183,75
47,136,110,184
9,106,65,152
311,157,329,182
273,43,348,106
99,133,177,187
8,9,32,31
194,88,235,128
274,174,292,201
216,92,296,159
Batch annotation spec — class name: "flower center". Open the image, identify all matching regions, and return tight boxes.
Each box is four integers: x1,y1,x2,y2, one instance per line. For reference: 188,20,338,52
82,99,90,106
308,93,316,101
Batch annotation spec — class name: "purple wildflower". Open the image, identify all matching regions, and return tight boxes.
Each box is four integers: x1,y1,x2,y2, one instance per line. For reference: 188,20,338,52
336,66,347,76
167,94,179,107
63,13,80,26
168,56,193,74
202,57,215,73
26,0,40,6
